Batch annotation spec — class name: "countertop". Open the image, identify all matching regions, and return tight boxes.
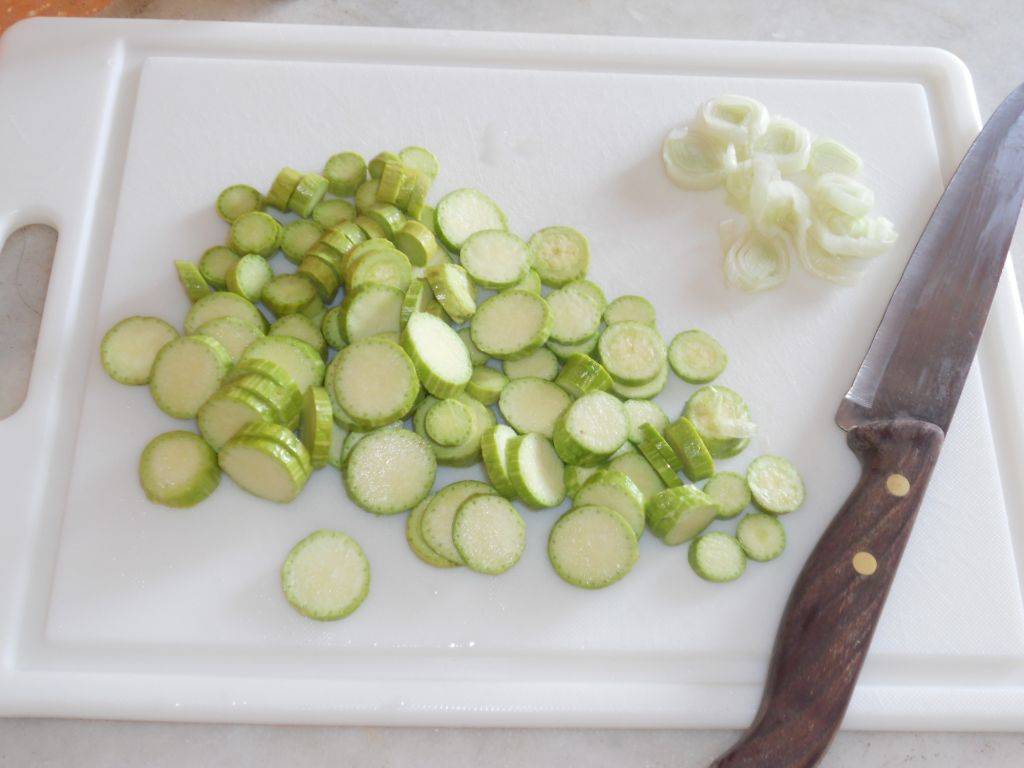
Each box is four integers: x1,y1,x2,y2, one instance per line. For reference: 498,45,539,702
2,1,1024,765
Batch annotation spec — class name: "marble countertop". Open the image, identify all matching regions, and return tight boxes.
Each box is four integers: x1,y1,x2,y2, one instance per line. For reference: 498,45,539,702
2,1,1024,765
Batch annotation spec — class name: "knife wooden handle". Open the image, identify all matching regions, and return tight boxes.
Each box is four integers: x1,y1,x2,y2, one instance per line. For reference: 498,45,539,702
709,418,944,768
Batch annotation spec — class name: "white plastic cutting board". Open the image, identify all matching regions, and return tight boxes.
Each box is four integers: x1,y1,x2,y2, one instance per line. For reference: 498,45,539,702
2,19,1024,730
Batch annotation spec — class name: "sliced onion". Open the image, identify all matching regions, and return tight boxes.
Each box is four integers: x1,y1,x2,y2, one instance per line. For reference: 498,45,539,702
722,224,791,293
811,173,875,218
799,240,870,286
661,125,729,190
749,176,812,263
752,117,811,175
808,137,863,176
698,95,769,146
811,212,898,258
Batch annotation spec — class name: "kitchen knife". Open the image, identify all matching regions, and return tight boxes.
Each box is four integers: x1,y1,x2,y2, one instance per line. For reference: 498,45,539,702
710,81,1024,768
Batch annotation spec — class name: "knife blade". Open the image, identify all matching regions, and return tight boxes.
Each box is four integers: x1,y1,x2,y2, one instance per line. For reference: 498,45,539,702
836,81,1024,433
711,81,1024,768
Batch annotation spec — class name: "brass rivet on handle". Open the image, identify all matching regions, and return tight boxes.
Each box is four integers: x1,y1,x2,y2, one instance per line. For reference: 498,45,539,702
886,473,910,497
852,551,878,576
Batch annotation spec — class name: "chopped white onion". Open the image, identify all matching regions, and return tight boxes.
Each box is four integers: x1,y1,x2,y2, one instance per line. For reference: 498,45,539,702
811,213,898,258
662,94,896,291
752,117,812,175
722,224,791,293
808,137,863,177
698,95,770,146
811,173,875,218
799,241,870,286
661,125,729,190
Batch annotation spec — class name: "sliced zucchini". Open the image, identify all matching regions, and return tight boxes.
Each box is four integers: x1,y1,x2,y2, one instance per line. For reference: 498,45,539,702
229,211,281,258
470,289,551,360
269,314,326,358
393,220,438,267
279,219,325,264
195,316,264,365
199,246,240,289
138,430,220,507
219,433,310,503
481,424,517,498
150,335,231,419
458,327,489,365
298,255,341,303
747,455,805,514
607,450,667,502
407,497,459,569
548,505,638,589
507,433,566,509
546,286,602,344
225,253,272,303
369,151,400,179
401,311,472,398
301,386,334,468
736,512,786,562
420,480,495,565
562,279,607,311
281,530,370,620
261,274,320,318
330,338,419,428
664,417,715,482
498,377,572,439
399,145,440,180
196,385,275,450
184,291,266,335
465,365,507,405
555,353,612,398
175,260,212,303
609,362,668,399
623,399,669,444
100,316,179,385
288,172,329,218
548,332,598,361
703,471,752,520
355,178,381,213
564,464,600,497
344,427,436,514
552,390,628,466
241,336,325,395
312,198,357,228
527,226,589,287
265,167,302,210
513,268,543,294
323,151,367,196
459,230,529,289
668,329,728,384
412,393,495,467
503,347,559,381
348,247,413,293
238,421,314,476
646,485,718,545
216,184,263,223
683,385,757,459
425,262,476,323
598,322,667,385
689,532,747,583
573,469,645,539
453,494,526,575
342,283,404,343
326,422,348,470
603,295,656,327
424,397,473,447
435,188,508,252
636,423,683,488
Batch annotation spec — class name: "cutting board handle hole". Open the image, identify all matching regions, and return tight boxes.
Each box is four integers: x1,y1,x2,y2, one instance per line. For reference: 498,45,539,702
0,223,57,420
